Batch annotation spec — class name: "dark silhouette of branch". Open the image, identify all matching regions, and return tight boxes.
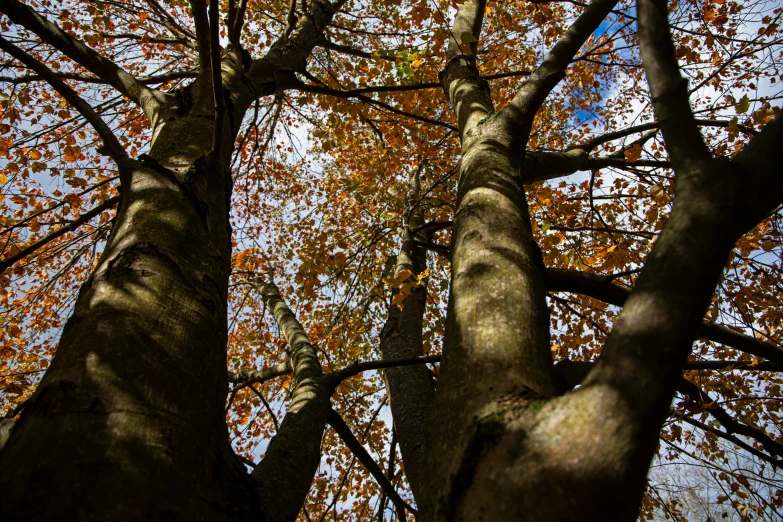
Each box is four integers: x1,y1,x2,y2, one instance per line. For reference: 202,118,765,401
545,268,783,367
326,407,416,515
0,0,159,108
681,416,783,469
678,378,783,459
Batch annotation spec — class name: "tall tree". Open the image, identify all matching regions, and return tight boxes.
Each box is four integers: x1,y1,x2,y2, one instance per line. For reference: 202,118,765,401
1,0,782,520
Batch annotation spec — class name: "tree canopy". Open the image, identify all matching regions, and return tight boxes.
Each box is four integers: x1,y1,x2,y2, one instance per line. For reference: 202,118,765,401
0,0,782,520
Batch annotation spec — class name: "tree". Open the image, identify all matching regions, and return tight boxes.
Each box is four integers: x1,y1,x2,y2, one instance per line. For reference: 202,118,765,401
0,0,781,520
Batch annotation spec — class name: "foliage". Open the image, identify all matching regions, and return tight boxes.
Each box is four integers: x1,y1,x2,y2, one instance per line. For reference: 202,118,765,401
1,0,782,520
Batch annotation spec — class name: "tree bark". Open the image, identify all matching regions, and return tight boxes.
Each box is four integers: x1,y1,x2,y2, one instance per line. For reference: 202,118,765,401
379,164,435,503
0,63,258,520
422,1,617,519
0,1,344,518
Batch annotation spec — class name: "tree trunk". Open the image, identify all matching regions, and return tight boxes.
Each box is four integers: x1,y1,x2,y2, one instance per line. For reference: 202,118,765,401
379,165,435,503
0,56,261,521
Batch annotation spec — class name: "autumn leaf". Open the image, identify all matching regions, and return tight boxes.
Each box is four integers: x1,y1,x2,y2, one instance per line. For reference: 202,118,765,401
624,143,642,162
63,145,82,163
736,94,750,114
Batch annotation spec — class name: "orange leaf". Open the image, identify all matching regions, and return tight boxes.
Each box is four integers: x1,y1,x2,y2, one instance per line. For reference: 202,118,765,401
624,143,642,162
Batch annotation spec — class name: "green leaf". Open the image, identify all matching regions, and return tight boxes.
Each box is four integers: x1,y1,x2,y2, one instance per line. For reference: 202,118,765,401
736,94,750,114
460,31,477,44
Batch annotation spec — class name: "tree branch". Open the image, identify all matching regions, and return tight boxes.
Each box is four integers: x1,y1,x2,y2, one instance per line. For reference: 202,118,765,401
680,416,783,469
544,268,783,367
228,360,292,389
0,37,128,164
208,0,226,158
678,378,783,459
505,0,619,138
289,78,456,130
326,407,417,515
323,355,440,391
0,0,164,114
250,280,329,522
0,196,120,276
188,0,212,72
637,0,711,174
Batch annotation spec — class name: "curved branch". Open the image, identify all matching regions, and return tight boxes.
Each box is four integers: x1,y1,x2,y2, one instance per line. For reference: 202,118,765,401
0,0,163,113
0,37,128,163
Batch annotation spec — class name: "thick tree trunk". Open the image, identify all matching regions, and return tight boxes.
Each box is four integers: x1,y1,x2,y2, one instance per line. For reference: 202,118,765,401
0,53,262,521
0,1,343,518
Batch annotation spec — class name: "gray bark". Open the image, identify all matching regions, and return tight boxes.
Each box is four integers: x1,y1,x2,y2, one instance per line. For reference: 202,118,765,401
251,281,329,522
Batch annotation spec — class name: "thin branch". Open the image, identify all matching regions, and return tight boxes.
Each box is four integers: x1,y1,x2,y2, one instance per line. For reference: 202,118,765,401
680,416,783,469
324,355,441,390
678,378,783,458
0,37,128,163
1,176,119,236
249,384,280,431
228,360,292,389
326,407,416,515
544,268,783,367
289,78,456,130
0,196,120,275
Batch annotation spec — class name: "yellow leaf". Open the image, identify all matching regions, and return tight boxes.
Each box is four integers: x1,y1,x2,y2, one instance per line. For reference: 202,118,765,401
28,149,42,160
393,268,412,285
